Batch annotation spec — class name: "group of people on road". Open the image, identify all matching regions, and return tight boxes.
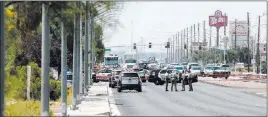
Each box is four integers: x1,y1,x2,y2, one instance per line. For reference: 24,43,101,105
165,67,194,92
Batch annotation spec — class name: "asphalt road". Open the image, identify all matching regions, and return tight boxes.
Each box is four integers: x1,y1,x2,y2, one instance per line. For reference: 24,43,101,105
111,81,266,116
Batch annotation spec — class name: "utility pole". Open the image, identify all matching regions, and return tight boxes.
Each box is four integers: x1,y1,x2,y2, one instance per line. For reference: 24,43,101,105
234,19,237,49
198,23,200,43
247,12,250,72
168,38,171,63
198,22,200,62
183,29,186,60
186,27,189,59
190,26,193,58
256,15,260,74
79,6,83,95
84,1,89,93
172,36,174,63
90,5,95,85
0,2,5,116
209,26,212,48
170,37,172,63
131,20,133,54
169,38,172,63
178,32,180,63
194,24,196,58
194,24,196,42
181,30,183,61
203,21,206,64
60,7,67,116
76,2,81,100
223,14,226,64
41,3,50,116
203,21,206,45
175,33,178,63
224,14,226,36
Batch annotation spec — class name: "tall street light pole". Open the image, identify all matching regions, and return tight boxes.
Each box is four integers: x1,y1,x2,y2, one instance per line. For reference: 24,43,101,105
41,3,50,116
256,15,261,74
0,2,5,116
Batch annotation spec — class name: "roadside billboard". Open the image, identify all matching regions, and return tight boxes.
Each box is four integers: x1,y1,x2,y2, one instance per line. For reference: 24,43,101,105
229,20,248,36
209,10,228,27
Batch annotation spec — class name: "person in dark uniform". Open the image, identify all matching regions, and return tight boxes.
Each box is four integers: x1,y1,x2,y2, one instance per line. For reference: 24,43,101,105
170,70,178,91
181,68,193,91
188,69,193,91
165,71,170,91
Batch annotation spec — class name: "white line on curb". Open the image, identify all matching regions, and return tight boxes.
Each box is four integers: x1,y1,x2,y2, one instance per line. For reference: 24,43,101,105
108,87,121,116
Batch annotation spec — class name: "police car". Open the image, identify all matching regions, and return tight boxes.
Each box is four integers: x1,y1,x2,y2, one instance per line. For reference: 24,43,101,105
117,72,142,92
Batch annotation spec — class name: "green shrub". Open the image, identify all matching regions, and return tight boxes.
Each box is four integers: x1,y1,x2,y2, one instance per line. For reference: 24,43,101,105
49,80,61,101
5,62,61,101
5,100,53,116
5,65,27,99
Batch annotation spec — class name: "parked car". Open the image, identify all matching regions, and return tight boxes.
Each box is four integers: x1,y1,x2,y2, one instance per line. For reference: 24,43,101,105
95,68,112,82
109,70,122,88
148,69,161,83
190,66,202,76
117,72,142,92
156,69,169,85
187,62,200,69
203,66,216,77
175,65,184,73
138,71,147,83
180,62,188,68
212,66,231,79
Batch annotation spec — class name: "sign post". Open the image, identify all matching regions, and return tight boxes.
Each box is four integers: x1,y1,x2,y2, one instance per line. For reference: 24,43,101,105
209,10,228,48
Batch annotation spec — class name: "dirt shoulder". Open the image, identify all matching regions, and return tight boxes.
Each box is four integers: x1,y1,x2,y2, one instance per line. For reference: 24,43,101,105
199,76,266,89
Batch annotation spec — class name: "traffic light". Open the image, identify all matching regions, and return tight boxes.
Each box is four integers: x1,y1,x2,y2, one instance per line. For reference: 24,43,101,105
133,43,136,49
165,42,170,48
184,44,187,49
149,42,152,48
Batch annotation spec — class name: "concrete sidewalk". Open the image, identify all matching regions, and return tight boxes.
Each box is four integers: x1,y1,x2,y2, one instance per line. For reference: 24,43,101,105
67,82,120,116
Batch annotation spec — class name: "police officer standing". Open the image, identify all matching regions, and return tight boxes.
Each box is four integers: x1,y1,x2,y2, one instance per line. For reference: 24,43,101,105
170,70,178,91
165,70,170,91
181,68,193,91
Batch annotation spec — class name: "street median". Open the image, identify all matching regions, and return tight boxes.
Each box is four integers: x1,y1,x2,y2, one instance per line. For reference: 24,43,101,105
199,76,266,89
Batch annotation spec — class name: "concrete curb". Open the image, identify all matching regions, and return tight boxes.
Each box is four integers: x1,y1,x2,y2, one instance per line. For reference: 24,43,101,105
108,87,121,117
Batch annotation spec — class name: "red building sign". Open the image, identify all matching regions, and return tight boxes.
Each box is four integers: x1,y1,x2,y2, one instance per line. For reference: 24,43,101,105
209,10,228,27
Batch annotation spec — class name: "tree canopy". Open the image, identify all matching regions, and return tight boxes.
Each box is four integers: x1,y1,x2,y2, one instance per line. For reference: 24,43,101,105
4,1,123,75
